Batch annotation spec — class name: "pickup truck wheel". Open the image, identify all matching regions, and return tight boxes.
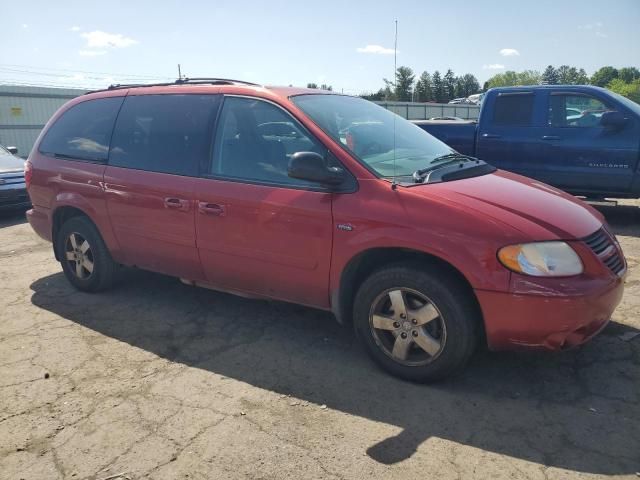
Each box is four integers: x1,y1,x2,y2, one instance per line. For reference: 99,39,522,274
56,216,117,292
353,264,478,382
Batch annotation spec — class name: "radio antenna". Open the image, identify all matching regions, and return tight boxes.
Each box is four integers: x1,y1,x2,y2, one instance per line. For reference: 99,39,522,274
391,19,398,190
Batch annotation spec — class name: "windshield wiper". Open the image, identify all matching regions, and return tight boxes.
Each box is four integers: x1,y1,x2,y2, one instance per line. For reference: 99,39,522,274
412,153,479,183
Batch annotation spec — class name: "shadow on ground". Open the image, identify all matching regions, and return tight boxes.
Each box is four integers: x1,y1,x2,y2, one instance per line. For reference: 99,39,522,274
30,267,639,475
594,203,640,238
0,210,27,228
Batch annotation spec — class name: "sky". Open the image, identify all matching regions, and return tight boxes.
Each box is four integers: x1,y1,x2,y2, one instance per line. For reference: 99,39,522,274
1,0,639,94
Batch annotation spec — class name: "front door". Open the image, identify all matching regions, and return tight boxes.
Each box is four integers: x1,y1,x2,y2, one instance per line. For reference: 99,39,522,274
194,96,334,307
540,91,639,194
104,93,220,280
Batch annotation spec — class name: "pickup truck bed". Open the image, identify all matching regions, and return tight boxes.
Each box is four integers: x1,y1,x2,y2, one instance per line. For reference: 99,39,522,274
413,85,640,199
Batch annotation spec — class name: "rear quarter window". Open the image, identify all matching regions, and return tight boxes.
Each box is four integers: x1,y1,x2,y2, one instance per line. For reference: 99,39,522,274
39,97,124,162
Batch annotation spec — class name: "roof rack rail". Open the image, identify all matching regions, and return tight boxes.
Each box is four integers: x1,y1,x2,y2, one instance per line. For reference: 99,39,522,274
85,77,261,95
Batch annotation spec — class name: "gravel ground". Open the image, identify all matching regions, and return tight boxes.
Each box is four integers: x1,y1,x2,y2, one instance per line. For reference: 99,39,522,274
0,201,639,480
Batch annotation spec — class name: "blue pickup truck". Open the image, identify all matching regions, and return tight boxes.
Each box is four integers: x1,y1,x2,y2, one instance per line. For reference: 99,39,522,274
414,85,640,199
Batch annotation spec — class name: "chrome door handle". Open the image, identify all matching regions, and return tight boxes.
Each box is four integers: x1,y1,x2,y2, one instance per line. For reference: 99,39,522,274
481,133,501,139
541,135,561,140
164,197,190,211
198,202,225,216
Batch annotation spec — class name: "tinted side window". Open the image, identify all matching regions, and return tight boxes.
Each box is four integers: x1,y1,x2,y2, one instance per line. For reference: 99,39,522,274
548,94,610,128
211,97,326,186
492,94,534,126
109,94,220,176
39,97,124,162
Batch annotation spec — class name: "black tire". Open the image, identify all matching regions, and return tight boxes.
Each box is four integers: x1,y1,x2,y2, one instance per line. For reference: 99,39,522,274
55,216,117,292
353,263,479,382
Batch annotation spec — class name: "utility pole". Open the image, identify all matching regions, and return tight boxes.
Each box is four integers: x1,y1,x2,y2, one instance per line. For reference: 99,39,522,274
178,64,182,80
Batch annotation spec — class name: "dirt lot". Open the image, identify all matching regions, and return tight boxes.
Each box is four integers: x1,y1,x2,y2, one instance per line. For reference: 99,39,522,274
0,201,639,480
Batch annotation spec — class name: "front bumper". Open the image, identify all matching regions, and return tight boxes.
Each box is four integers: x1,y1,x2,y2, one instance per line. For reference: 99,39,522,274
477,272,625,351
0,186,30,211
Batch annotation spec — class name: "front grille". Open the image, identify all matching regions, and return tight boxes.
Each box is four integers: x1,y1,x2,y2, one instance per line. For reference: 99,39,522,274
583,228,625,275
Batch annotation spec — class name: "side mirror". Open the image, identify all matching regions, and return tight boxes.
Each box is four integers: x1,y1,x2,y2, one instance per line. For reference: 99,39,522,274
600,111,626,129
6,146,18,155
288,152,345,186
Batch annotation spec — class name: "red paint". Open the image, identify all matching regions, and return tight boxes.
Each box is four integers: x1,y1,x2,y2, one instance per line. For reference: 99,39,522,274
26,84,626,352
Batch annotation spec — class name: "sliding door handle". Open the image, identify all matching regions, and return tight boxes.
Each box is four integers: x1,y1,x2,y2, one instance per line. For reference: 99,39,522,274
164,197,190,211
198,202,226,216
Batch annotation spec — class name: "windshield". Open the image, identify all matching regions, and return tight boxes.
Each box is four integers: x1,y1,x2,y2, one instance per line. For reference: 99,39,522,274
291,94,453,178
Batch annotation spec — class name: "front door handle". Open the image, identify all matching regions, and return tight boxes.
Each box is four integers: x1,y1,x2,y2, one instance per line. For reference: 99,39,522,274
481,133,501,139
541,135,561,140
198,202,226,216
164,197,190,211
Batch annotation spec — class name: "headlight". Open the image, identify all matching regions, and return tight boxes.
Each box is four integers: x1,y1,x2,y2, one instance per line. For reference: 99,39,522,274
497,241,583,277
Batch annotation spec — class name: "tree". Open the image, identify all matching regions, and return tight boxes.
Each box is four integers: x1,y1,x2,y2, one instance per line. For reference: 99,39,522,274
591,66,618,87
575,68,589,84
432,70,446,103
517,70,541,85
557,65,573,84
415,71,433,102
618,67,640,83
541,65,559,85
320,84,333,91
383,66,415,101
306,83,318,89
444,69,456,101
458,73,480,96
607,78,640,103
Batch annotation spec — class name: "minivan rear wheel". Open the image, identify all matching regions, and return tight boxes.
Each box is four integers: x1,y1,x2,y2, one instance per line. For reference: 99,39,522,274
353,263,479,382
56,216,117,292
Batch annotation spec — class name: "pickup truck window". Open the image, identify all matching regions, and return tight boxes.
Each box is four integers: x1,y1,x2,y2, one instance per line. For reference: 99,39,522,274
493,94,534,126
548,94,610,128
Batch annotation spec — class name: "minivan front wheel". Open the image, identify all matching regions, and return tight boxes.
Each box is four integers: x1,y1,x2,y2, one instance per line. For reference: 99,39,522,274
354,264,479,382
56,216,117,292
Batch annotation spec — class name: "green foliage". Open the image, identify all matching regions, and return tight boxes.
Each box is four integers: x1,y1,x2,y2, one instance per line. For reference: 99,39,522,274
591,66,619,87
415,71,433,102
431,71,446,103
541,65,559,85
618,67,640,83
607,78,640,103
306,83,318,89
486,70,541,88
444,69,456,101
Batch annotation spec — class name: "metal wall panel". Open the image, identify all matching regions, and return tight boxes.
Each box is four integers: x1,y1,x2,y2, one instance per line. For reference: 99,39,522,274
0,85,86,157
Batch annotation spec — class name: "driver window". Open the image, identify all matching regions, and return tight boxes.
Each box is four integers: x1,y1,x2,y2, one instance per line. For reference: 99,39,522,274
211,97,326,185
548,94,611,128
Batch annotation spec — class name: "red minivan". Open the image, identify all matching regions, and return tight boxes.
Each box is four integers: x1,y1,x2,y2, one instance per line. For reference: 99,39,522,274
25,79,626,381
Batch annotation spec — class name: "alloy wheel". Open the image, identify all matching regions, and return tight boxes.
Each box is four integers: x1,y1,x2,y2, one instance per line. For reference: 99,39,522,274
64,232,94,280
369,288,446,366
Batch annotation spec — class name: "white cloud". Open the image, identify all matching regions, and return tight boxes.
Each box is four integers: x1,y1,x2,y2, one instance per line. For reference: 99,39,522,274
483,64,505,70
69,26,81,32
79,50,107,57
499,48,520,57
356,44,396,55
81,30,138,48
21,23,28,29
579,22,607,38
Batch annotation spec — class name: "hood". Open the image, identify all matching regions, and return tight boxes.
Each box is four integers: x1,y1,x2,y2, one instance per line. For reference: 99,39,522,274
0,153,25,173
413,170,602,240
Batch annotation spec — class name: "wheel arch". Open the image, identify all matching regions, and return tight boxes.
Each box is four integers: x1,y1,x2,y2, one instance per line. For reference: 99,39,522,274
333,247,484,338
51,205,100,261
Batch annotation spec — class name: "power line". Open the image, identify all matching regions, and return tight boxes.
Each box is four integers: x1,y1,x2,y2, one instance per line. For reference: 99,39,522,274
0,63,176,80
